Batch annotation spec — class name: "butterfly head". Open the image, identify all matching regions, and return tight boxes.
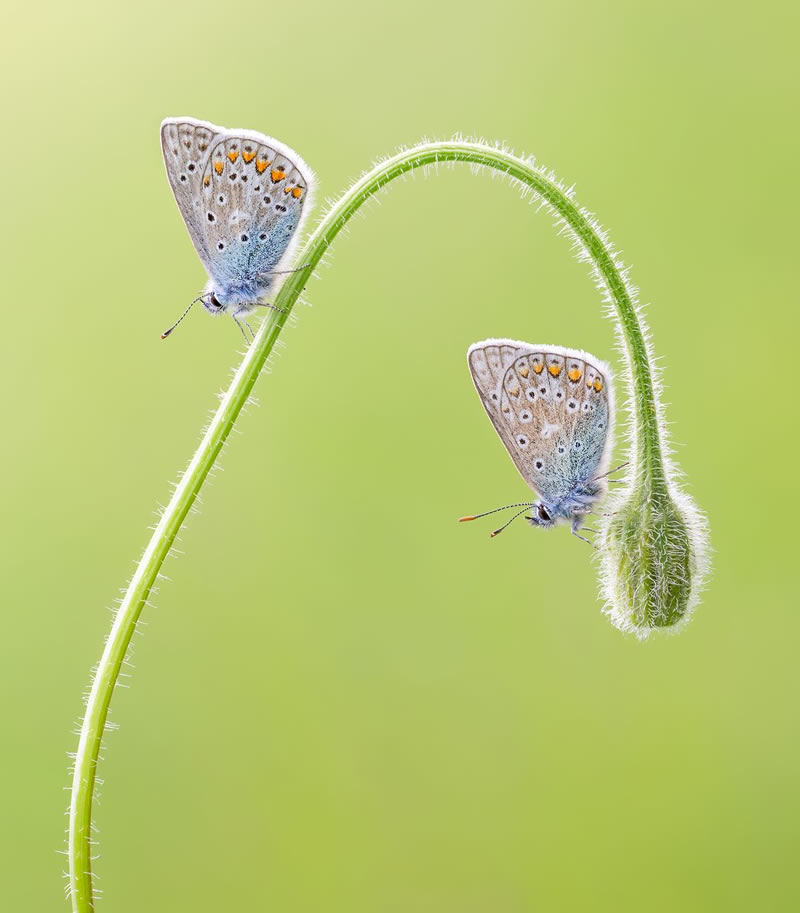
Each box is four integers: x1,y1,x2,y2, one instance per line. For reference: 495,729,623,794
161,287,230,338
528,502,556,529
201,291,226,315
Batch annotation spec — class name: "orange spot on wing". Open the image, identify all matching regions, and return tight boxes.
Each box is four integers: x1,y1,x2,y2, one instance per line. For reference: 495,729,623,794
593,378,603,392
203,175,211,187
213,161,224,175
242,151,256,163
227,150,239,163
568,368,582,382
292,187,303,198
517,365,529,378
547,363,563,377
256,159,271,173
532,362,544,374
271,169,287,183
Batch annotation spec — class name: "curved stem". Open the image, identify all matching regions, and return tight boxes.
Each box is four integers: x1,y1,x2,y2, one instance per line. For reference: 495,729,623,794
68,140,661,911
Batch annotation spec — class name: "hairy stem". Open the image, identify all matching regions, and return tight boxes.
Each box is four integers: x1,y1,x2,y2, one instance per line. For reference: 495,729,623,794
68,140,664,910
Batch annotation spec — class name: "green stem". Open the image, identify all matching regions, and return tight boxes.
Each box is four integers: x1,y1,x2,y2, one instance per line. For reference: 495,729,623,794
68,140,662,910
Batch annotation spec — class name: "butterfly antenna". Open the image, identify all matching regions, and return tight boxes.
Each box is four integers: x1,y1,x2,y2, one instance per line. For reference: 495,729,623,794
459,502,533,523
489,507,533,538
161,295,204,339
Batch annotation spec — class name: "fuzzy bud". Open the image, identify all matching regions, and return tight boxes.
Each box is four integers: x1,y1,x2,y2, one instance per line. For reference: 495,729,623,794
598,480,709,638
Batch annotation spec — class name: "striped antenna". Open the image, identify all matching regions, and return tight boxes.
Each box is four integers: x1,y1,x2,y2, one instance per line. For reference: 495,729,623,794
458,501,533,523
161,295,205,339
488,506,533,538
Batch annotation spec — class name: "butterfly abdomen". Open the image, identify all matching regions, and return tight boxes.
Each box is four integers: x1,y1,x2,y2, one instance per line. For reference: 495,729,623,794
547,482,605,523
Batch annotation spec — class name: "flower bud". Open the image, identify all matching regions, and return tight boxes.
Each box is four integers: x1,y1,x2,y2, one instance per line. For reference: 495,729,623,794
598,481,709,638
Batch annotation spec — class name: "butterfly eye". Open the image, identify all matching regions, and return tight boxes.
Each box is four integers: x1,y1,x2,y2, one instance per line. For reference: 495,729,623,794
210,294,223,309
538,505,551,523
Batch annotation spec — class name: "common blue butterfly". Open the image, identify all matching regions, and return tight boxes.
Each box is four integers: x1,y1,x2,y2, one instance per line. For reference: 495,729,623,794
160,116,315,340
461,339,620,543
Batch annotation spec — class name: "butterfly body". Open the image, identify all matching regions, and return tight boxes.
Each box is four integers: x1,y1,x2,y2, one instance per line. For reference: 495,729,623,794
160,116,314,334
527,481,605,531
201,276,275,316
466,339,615,538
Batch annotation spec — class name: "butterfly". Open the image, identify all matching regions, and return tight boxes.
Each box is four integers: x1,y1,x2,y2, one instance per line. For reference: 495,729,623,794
160,116,315,340
461,339,621,543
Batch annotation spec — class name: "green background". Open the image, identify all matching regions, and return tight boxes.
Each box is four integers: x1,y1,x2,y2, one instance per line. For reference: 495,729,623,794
2,1,798,909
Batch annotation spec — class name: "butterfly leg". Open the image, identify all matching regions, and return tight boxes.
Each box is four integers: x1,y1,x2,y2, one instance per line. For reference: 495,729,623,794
232,316,251,343
571,528,597,548
592,461,630,482
592,460,628,485
571,515,598,549
252,302,288,315
259,263,311,277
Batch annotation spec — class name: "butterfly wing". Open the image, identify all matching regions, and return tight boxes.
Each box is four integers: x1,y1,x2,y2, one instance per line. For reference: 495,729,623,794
161,117,314,287
468,340,613,504
161,118,219,269
468,337,536,476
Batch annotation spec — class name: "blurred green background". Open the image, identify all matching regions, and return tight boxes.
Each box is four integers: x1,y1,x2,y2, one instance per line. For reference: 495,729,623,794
2,1,798,910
